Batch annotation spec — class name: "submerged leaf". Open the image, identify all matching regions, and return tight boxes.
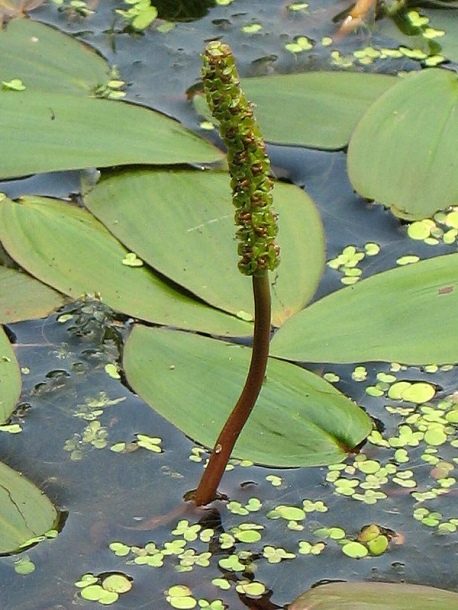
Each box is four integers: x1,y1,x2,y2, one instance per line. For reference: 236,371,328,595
123,326,372,467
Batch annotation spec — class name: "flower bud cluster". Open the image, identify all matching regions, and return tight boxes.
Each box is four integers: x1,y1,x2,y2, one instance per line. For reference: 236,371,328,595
202,41,280,276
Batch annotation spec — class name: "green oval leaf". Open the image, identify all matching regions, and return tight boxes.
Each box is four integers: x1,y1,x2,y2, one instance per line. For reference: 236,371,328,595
195,72,396,150
0,461,57,554
0,325,21,424
123,326,372,467
84,169,325,327
0,91,223,179
348,69,458,220
0,19,109,94
0,196,250,337
0,266,64,323
271,253,458,364
289,581,458,610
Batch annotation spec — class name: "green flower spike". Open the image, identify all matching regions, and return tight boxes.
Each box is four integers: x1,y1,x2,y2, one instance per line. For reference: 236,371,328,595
201,41,280,276
193,42,280,506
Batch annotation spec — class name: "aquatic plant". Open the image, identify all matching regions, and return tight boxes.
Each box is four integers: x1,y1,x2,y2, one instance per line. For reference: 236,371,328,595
193,40,280,505
1,8,458,558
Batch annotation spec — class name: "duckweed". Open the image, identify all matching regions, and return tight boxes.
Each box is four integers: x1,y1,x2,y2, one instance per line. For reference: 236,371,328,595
263,545,295,563
341,541,368,558
235,580,266,596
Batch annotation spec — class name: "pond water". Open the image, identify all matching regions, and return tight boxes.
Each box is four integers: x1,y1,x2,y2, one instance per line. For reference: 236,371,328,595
1,1,458,609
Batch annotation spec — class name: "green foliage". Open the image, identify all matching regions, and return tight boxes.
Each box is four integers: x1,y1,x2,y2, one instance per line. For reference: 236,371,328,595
271,253,458,365
0,195,249,336
0,461,58,554
0,325,21,424
116,0,158,31
194,71,396,150
1,9,458,570
0,19,222,179
0,19,107,94
348,69,458,220
84,169,324,328
0,265,64,323
289,581,458,610
123,327,372,467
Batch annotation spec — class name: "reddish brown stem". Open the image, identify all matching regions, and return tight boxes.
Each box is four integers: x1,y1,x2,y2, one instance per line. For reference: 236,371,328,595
193,273,271,506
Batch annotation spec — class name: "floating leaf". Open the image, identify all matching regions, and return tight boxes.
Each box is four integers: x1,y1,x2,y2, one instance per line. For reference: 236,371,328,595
195,72,396,150
84,168,325,327
271,253,458,364
0,325,21,423
0,196,250,336
288,581,458,610
123,326,372,467
0,460,58,554
348,69,458,220
0,91,223,179
0,19,108,94
0,265,64,323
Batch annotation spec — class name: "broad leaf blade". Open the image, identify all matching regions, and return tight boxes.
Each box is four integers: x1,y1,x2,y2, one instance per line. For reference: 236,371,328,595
0,325,21,424
84,169,325,327
271,254,458,365
0,461,58,554
0,266,64,323
0,196,250,336
123,326,372,467
289,581,458,610
0,91,223,179
348,69,458,220
195,72,396,150
0,18,109,94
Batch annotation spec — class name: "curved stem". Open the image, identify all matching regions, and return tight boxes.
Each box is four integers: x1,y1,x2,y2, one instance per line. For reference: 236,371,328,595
194,273,271,506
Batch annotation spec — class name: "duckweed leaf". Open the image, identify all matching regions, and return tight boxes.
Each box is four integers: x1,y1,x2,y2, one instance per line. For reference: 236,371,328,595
348,69,458,220
422,11,458,64
123,326,372,467
288,581,458,610
84,169,325,327
0,266,64,323
195,72,396,150
0,19,108,94
271,253,458,364
0,92,223,179
0,325,21,423
0,196,250,336
0,460,57,554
